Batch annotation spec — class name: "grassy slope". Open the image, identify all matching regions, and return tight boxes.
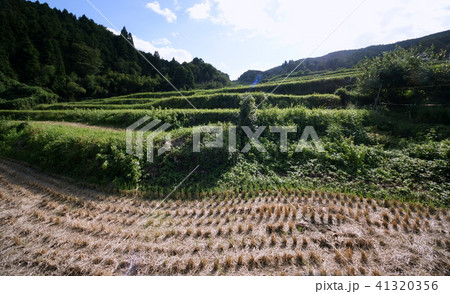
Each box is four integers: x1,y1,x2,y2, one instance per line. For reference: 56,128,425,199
0,69,449,278
0,68,448,206
0,109,238,128
0,109,448,206
34,94,341,110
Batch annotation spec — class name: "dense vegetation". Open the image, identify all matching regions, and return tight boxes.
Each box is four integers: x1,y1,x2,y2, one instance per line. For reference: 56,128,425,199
355,47,450,104
30,93,341,110
1,104,448,206
0,72,59,109
0,0,448,209
0,0,230,103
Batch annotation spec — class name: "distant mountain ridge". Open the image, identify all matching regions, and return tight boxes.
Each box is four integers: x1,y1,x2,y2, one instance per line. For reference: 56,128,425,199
237,30,450,83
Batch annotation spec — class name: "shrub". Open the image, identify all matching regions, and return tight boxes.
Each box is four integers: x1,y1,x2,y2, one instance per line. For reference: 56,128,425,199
0,122,140,188
356,46,450,104
0,77,59,109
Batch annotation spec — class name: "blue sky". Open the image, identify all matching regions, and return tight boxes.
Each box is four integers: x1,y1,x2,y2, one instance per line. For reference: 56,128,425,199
41,0,450,80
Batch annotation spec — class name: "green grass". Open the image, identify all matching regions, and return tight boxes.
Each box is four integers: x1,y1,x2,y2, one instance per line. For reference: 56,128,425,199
0,107,371,129
0,67,447,206
35,93,342,110
261,68,359,83
43,72,354,106
0,121,195,188
0,121,136,187
0,109,239,128
0,110,448,206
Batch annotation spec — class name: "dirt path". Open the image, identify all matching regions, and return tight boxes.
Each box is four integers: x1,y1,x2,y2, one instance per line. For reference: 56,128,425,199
15,121,124,132
0,157,448,275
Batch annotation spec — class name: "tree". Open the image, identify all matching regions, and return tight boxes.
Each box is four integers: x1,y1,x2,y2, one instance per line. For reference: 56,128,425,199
173,65,194,89
356,46,449,104
121,26,134,45
239,95,258,129
71,42,102,76
13,37,41,84
0,0,231,101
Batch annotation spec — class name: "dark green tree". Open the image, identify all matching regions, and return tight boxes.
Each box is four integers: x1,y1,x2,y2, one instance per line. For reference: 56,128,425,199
121,26,134,46
71,43,102,76
173,65,195,89
239,95,258,129
356,46,449,104
13,37,41,84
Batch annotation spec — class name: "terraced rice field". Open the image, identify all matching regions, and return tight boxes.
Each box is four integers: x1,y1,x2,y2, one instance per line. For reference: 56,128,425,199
0,157,448,276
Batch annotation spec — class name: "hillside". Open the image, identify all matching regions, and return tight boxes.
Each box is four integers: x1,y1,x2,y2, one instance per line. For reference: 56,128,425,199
0,0,448,277
238,30,450,84
0,0,230,101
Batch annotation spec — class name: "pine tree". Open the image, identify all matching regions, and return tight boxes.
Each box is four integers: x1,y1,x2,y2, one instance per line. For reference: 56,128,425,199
13,37,41,84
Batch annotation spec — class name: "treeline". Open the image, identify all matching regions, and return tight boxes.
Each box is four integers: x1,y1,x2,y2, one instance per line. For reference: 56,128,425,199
0,0,230,102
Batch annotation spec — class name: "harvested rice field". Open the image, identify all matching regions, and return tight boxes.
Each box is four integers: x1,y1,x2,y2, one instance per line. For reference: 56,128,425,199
0,157,448,276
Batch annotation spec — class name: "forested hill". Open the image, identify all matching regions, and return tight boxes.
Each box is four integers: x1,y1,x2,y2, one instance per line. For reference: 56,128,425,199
238,30,450,84
0,0,230,100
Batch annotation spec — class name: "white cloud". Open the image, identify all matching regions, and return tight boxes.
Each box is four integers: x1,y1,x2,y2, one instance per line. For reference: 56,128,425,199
146,1,177,23
107,28,192,63
152,37,172,46
107,27,120,35
134,36,192,63
173,0,182,11
186,0,450,54
186,0,211,20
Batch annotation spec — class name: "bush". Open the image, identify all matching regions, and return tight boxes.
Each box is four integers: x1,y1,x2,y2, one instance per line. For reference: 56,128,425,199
0,75,59,109
415,106,450,124
356,46,450,104
0,121,141,188
239,95,257,128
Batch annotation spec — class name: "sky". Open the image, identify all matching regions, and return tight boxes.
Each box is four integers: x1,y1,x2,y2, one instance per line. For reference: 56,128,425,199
40,0,450,80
